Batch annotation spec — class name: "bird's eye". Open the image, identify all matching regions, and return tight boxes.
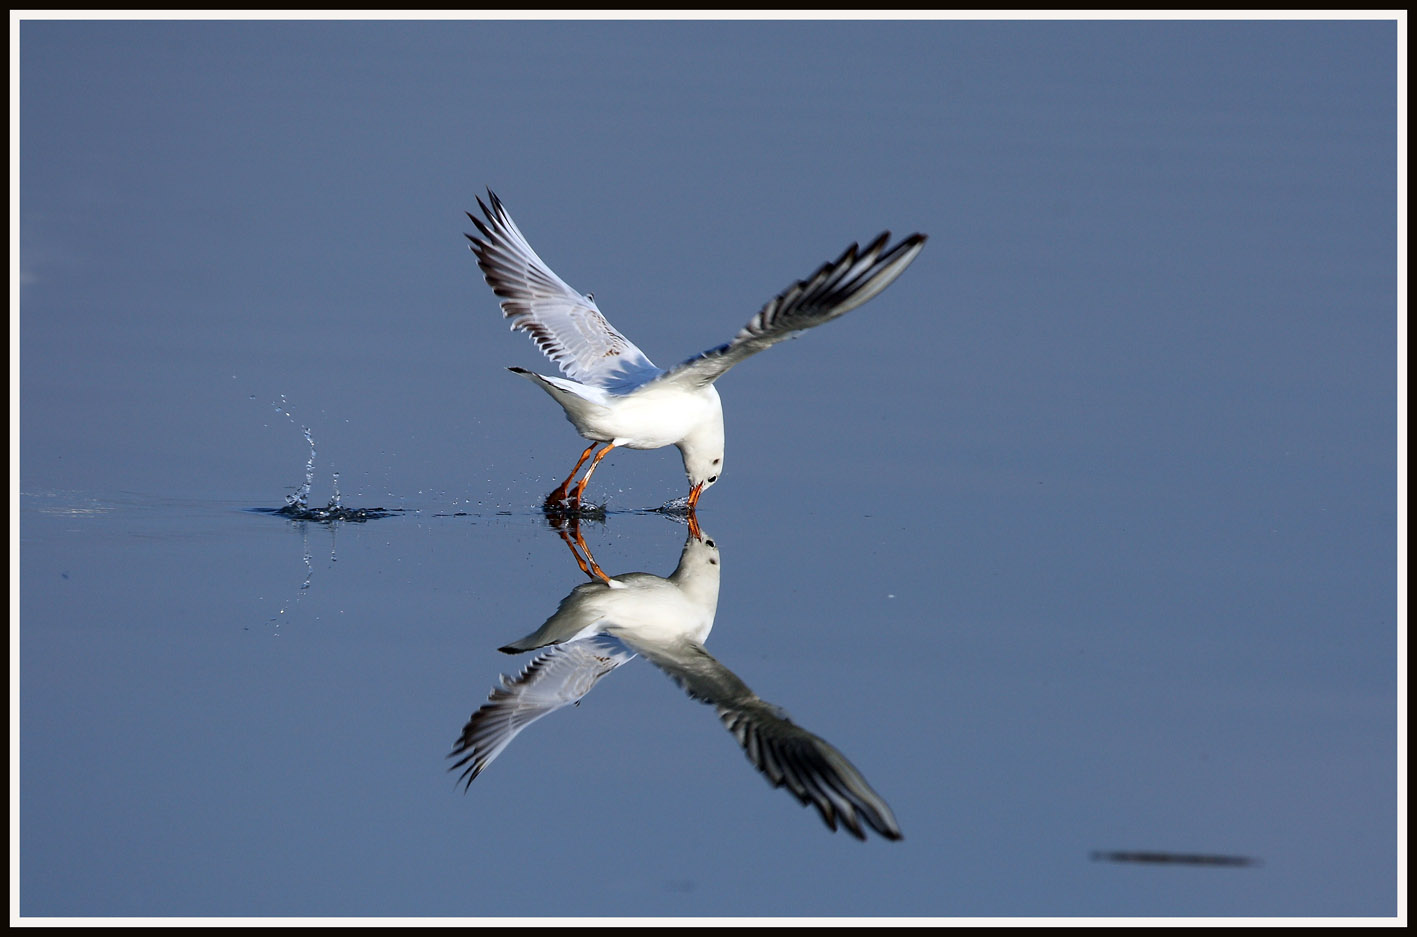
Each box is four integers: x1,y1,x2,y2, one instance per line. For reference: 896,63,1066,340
707,475,718,483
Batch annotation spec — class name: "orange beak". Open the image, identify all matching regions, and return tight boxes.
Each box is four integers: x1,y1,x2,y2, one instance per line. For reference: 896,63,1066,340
687,481,705,509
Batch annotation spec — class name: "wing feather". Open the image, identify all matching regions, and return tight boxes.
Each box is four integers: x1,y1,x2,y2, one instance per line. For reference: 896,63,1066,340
662,231,927,389
632,638,904,841
466,190,663,393
448,637,635,788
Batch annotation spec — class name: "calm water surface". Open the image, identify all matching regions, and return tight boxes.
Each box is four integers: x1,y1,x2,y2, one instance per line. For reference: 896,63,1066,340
18,18,1398,920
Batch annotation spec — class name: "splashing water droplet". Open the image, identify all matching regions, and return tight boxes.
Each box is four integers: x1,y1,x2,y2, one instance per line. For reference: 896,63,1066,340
286,425,317,508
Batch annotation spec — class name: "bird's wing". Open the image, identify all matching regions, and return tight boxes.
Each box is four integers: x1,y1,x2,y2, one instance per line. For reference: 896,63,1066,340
466,190,664,394
657,231,927,389
448,636,636,788
630,637,903,841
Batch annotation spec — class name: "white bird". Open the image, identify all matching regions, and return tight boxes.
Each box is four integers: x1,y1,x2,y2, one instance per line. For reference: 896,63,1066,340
449,525,903,841
466,190,927,508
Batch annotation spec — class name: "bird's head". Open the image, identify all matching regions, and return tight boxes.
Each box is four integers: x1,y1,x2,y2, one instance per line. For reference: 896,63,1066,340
683,445,723,508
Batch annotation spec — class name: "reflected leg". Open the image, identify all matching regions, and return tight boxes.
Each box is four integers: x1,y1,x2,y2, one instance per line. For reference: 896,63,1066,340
556,517,613,585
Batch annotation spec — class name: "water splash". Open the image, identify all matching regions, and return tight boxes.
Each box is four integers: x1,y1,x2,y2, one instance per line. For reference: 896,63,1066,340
285,425,318,509
268,396,317,510
260,395,402,523
540,498,608,525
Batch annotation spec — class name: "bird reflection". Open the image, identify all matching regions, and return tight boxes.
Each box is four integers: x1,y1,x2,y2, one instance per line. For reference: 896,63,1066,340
450,517,903,841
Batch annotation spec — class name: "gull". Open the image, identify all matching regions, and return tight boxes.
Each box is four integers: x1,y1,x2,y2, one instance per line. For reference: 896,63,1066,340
449,522,903,841
466,190,927,508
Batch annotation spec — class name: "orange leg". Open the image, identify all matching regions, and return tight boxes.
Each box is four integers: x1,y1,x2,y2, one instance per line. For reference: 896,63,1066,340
571,443,618,506
545,442,599,507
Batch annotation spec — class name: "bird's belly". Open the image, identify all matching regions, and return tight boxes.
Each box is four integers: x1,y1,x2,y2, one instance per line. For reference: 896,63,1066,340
583,387,718,450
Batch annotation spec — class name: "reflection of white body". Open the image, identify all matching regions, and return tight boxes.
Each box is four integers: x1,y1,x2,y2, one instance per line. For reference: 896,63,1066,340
451,528,903,841
466,190,927,507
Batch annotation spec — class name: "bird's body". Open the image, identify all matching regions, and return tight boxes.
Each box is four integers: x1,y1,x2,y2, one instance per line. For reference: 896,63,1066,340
466,190,926,507
511,366,723,455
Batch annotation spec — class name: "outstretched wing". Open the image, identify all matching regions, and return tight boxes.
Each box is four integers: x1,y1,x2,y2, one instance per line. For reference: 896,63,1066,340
631,637,903,841
448,636,636,788
466,190,664,393
659,231,927,389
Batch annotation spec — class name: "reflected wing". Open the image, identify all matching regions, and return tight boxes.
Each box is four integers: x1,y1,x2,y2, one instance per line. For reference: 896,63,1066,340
449,636,635,788
659,231,927,389
631,638,903,841
466,190,664,394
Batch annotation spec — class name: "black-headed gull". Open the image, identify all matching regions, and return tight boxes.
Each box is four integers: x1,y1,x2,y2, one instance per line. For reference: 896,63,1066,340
466,191,927,509
449,522,903,841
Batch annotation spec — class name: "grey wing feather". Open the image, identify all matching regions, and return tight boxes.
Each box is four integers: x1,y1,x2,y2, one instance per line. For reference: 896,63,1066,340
632,638,904,841
660,231,927,389
465,190,664,393
448,636,635,788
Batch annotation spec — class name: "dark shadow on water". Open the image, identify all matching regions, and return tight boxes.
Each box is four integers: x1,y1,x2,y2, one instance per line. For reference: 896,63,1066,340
538,498,697,526
1090,850,1263,868
430,498,698,528
248,502,405,523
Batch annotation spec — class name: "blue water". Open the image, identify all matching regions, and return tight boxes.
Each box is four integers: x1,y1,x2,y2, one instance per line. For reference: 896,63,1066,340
17,17,1399,920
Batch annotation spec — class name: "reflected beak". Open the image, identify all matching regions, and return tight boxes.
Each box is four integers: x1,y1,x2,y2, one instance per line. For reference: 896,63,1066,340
687,481,705,509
